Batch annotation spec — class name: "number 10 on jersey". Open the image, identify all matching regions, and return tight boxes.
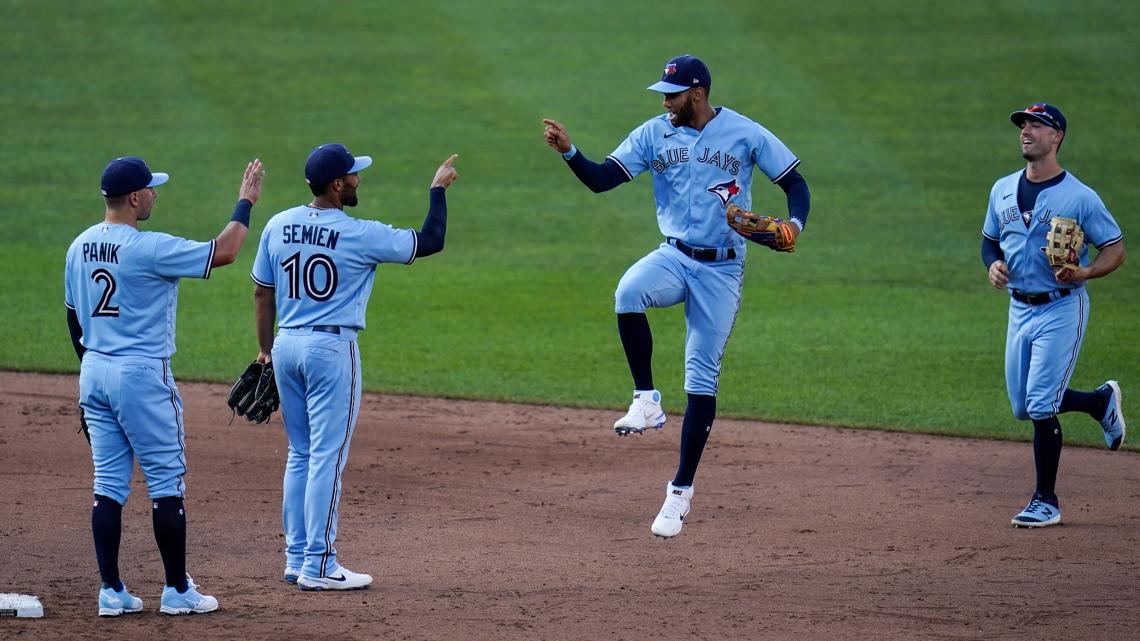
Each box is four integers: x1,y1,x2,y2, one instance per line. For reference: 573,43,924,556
281,252,338,301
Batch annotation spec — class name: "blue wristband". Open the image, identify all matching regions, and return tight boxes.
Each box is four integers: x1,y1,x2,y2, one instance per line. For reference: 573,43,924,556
561,144,578,160
230,199,253,227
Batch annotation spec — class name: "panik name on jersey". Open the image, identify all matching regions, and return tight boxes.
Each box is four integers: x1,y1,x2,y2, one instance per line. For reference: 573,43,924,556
82,242,120,264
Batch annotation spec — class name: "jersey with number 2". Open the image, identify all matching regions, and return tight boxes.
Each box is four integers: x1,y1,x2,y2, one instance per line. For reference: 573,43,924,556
64,223,215,357
251,206,417,329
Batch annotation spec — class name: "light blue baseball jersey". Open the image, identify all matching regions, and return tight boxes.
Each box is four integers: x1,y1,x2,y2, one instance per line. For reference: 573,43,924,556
983,171,1123,293
251,206,417,328
64,223,215,357
608,106,799,248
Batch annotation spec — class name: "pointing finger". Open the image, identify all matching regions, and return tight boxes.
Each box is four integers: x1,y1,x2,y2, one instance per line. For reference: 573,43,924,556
443,154,458,166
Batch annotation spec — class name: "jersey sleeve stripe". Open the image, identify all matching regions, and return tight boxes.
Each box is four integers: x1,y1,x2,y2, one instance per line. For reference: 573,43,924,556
606,155,634,181
406,230,418,265
982,231,999,241
65,302,75,310
770,158,801,184
202,239,216,280
1095,234,1124,249
250,274,274,288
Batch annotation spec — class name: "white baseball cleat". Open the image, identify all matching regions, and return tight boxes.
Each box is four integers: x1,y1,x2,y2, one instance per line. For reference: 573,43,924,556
651,482,693,538
614,390,666,436
296,565,373,591
283,567,301,584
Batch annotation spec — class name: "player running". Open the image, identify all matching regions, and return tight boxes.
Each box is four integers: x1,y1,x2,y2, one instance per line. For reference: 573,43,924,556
543,55,811,538
981,103,1126,528
251,144,458,590
65,155,264,615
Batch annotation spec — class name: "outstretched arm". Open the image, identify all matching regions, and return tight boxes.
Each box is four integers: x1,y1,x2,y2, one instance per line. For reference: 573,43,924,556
776,168,810,236
543,118,629,194
213,159,265,267
415,154,459,258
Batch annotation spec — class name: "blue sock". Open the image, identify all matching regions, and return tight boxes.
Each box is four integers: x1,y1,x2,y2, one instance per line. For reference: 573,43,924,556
1058,387,1107,417
1031,417,1062,502
92,494,123,591
151,497,188,592
617,313,654,391
673,394,717,487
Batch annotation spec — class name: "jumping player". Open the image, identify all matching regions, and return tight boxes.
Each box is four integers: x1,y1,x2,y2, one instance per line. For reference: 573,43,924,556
981,103,1126,527
65,155,264,615
543,55,811,537
251,144,458,589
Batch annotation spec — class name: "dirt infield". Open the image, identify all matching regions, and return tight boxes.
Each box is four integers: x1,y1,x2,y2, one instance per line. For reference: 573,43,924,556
1,371,1137,640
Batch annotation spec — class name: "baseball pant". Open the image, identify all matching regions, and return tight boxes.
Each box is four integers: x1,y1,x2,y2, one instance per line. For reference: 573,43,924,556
79,353,188,505
614,243,746,396
1005,288,1089,420
273,327,362,578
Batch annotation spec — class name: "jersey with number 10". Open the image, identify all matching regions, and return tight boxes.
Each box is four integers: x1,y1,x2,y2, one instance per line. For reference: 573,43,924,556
64,223,215,357
251,206,417,329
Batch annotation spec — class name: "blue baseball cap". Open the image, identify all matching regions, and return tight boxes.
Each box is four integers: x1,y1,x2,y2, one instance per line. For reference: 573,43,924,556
648,55,712,93
1010,103,1067,133
100,156,169,198
304,143,373,185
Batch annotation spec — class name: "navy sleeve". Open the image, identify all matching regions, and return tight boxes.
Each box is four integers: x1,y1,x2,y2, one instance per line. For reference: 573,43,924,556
414,187,447,258
981,235,1004,269
776,169,810,228
66,306,85,362
565,149,631,193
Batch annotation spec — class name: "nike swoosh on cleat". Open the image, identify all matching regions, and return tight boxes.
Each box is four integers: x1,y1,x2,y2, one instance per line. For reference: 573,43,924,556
327,574,347,582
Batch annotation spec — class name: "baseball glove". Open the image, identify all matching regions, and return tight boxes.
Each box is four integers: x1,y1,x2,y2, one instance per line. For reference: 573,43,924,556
1041,216,1084,280
726,203,796,253
227,362,280,424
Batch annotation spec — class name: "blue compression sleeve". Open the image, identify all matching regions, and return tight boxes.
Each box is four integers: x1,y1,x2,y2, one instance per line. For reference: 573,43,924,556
415,187,447,258
776,169,810,229
981,236,1004,269
66,306,85,361
564,148,630,193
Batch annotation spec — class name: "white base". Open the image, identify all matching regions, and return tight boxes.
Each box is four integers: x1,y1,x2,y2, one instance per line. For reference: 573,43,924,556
0,593,43,618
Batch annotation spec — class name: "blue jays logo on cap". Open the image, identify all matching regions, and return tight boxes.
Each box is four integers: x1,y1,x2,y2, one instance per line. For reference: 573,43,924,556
1010,103,1067,133
304,143,373,185
648,55,712,94
100,156,169,198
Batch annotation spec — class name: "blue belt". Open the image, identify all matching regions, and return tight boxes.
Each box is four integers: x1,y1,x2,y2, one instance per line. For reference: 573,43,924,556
311,325,341,334
1011,289,1071,306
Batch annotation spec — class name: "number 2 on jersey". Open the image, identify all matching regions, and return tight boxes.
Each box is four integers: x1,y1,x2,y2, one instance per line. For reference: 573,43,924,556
91,268,120,317
281,251,338,302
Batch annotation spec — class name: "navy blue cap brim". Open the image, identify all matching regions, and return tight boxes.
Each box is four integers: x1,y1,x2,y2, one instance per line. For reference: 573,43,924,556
1010,112,1061,130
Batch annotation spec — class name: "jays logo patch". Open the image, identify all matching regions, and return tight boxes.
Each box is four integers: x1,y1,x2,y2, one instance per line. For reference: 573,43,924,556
707,179,740,206
664,63,677,76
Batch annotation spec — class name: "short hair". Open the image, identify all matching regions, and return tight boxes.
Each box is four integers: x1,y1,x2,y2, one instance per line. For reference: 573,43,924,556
308,182,331,197
104,194,129,207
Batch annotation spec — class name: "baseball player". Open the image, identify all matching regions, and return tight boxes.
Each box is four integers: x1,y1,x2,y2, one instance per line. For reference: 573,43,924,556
543,55,811,537
251,144,458,590
65,155,264,615
982,103,1126,528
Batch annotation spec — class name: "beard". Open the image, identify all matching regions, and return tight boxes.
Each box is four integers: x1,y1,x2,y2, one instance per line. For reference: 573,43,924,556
670,95,697,128
342,194,358,208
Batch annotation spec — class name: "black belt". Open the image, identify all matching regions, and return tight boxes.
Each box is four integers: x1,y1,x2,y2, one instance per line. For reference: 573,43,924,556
668,238,736,262
1011,289,1071,306
312,325,341,334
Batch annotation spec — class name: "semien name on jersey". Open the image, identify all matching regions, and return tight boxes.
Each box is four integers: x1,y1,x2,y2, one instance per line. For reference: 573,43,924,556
82,242,120,264
282,224,340,250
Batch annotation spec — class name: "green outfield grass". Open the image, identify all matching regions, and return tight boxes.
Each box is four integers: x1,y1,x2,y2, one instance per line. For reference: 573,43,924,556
2,0,1137,447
